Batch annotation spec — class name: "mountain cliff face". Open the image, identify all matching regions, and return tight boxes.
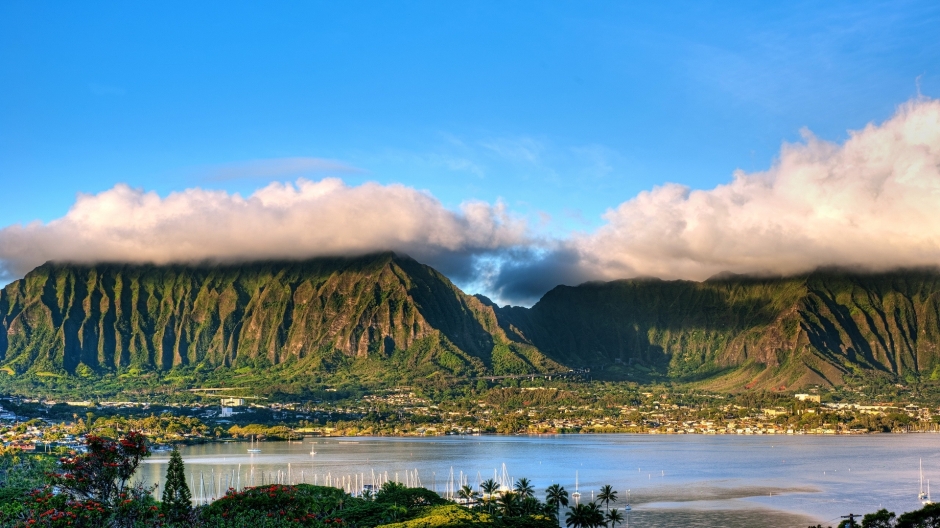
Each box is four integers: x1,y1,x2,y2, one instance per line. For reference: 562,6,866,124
498,269,940,388
2,255,940,389
0,254,560,379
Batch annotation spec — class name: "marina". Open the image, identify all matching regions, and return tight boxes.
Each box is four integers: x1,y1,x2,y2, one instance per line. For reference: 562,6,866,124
139,433,940,527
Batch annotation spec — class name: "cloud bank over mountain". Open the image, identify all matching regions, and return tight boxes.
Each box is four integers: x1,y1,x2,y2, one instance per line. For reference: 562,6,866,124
2,98,939,305
532,97,940,299
0,179,528,286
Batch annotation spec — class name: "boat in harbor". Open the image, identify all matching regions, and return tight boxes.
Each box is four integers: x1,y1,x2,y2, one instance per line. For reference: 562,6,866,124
247,435,261,454
572,471,581,504
921,460,932,504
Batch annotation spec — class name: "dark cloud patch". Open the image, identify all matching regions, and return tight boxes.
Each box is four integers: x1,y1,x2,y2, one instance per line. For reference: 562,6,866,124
484,246,592,306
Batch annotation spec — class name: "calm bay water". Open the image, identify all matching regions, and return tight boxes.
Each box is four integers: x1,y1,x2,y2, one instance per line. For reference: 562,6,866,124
140,434,940,527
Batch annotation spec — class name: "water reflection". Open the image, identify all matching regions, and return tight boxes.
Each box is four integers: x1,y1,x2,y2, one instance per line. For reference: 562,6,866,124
137,434,940,527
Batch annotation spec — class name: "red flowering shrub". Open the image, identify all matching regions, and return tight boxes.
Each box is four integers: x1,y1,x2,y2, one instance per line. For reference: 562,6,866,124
13,488,109,528
15,432,159,528
50,431,150,508
14,487,164,528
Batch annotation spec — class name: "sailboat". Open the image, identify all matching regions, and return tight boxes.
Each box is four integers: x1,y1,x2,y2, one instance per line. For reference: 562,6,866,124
247,435,261,454
623,489,632,511
925,480,935,506
571,471,581,504
921,460,929,502
494,463,512,494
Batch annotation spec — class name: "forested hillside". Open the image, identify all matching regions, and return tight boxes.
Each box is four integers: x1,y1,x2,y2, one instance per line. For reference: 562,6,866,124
499,269,940,388
0,254,559,383
3,254,940,390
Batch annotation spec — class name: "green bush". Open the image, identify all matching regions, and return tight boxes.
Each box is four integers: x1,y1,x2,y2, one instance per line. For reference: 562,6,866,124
200,484,346,527
375,482,447,509
376,504,492,528
334,500,407,527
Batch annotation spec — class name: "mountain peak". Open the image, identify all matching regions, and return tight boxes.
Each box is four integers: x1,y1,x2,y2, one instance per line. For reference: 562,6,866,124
0,254,558,382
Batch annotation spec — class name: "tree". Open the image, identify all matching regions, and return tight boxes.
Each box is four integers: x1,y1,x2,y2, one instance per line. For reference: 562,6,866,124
458,484,480,506
515,477,535,499
480,478,499,513
565,502,605,528
566,503,591,528
499,491,521,517
861,508,895,528
377,481,447,508
480,478,499,496
50,431,150,507
161,447,192,521
584,502,605,527
545,483,569,520
897,502,940,527
30,432,159,528
598,484,617,512
606,507,625,528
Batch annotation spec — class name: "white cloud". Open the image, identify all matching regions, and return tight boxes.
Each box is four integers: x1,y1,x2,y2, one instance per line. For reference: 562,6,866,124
0,179,528,282
3,98,940,306
569,97,940,282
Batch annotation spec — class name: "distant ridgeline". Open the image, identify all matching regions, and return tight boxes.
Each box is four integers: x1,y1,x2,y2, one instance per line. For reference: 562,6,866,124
2,252,940,390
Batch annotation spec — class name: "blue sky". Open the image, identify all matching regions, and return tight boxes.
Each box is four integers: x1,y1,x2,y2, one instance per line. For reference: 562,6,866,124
2,1,940,302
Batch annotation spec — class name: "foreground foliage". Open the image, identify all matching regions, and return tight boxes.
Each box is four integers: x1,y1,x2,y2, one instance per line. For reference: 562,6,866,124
5,431,940,527
0,433,559,527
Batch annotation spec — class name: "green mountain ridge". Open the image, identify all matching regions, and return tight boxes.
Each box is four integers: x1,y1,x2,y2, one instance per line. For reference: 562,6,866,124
498,268,940,389
0,254,561,385
2,254,940,391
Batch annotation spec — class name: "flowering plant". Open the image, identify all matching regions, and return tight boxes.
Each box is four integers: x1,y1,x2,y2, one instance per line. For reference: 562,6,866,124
13,488,109,528
49,431,150,508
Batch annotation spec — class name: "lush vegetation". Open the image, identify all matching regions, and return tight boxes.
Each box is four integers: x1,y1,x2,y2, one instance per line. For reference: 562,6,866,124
0,432,561,527
0,255,562,397
5,256,940,399
0,447,58,520
811,505,940,527
505,268,940,389
6,431,940,527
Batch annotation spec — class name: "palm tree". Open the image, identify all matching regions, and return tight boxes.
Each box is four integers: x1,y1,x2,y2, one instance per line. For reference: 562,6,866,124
545,483,569,520
514,477,534,499
480,478,499,496
457,484,480,506
566,503,597,528
565,503,586,528
585,502,606,527
597,484,617,512
480,478,499,513
521,496,542,515
606,508,625,528
498,491,521,517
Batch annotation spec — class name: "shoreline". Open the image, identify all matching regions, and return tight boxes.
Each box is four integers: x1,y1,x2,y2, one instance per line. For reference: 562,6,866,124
155,428,940,449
